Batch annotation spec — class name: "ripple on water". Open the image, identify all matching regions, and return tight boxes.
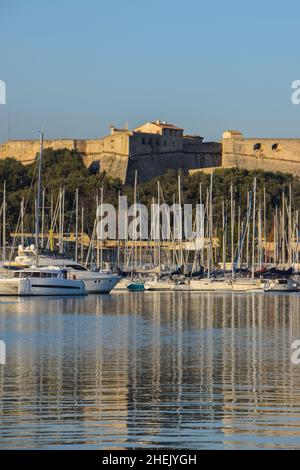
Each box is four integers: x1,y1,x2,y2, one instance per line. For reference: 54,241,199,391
1,292,300,449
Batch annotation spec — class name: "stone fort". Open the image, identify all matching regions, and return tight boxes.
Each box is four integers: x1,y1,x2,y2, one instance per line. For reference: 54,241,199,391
0,120,220,184
1,122,300,183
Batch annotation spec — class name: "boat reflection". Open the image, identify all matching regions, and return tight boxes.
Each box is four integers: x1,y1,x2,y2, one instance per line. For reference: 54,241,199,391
1,292,300,449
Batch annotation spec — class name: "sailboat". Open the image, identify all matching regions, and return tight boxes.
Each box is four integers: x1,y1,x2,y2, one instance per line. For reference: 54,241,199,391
122,171,145,292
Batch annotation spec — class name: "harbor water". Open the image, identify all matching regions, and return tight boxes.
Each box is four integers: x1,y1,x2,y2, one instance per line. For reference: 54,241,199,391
1,291,300,449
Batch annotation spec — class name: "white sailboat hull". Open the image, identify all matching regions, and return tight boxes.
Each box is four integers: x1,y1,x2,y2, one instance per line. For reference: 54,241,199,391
263,279,299,292
144,281,175,291
113,279,131,290
173,279,262,292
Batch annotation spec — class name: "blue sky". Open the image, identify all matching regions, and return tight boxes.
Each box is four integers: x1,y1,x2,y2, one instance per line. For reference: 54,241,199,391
0,0,300,142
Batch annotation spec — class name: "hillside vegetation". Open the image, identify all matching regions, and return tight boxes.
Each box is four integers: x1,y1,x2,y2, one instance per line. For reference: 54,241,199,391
0,148,299,238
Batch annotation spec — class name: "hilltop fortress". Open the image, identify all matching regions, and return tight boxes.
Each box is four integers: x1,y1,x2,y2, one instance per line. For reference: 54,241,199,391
0,121,220,184
1,121,300,183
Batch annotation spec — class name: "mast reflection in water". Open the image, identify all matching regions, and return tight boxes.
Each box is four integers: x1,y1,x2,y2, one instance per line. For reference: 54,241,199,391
1,292,300,449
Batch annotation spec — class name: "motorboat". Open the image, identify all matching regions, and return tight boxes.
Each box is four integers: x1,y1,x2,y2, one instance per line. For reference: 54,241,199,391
4,245,121,294
0,266,86,296
127,281,145,291
113,278,145,291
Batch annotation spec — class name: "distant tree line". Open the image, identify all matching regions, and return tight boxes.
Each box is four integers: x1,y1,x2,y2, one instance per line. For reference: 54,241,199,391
0,148,299,240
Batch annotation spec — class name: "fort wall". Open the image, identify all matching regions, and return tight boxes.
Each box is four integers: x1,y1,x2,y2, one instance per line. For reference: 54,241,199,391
222,131,300,176
0,121,221,184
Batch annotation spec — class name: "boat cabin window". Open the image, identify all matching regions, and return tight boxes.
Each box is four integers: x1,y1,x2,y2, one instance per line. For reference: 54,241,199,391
18,272,33,278
14,271,59,278
31,272,42,278
278,279,288,285
66,264,87,271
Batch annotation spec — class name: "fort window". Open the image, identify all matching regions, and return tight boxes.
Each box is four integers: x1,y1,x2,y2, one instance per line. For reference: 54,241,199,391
272,143,278,150
253,143,261,150
142,138,146,145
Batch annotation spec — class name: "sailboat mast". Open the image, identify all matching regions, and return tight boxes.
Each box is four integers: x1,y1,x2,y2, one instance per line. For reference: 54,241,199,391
222,199,226,272
21,196,24,246
2,181,6,261
288,183,292,266
75,188,79,262
157,180,161,270
209,172,213,275
35,131,44,250
230,182,234,278
134,171,137,270
41,189,45,249
100,186,104,271
281,190,285,265
251,178,257,279
263,186,267,265
274,207,278,265
81,205,84,262
96,191,99,268
246,191,250,268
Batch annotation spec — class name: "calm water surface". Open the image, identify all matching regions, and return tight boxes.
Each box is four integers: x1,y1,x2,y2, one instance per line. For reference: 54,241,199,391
1,291,300,449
